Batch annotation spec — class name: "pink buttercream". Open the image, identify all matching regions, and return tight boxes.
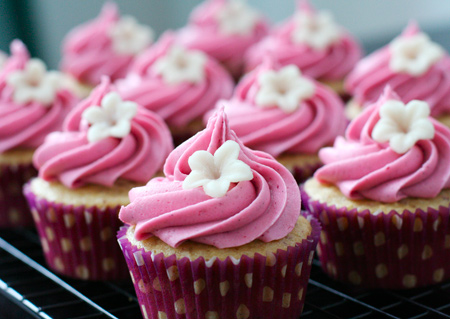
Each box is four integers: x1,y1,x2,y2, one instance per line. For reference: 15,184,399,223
60,3,148,86
116,33,234,128
345,23,450,117
245,0,361,81
0,40,79,153
315,87,450,202
176,0,269,77
33,78,173,188
119,109,301,248
218,61,346,157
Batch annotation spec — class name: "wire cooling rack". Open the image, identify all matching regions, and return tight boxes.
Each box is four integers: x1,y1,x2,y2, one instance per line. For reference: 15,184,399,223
1,228,450,319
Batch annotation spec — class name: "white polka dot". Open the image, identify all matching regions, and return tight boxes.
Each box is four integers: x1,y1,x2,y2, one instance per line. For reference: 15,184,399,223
40,237,50,254
326,262,337,277
433,217,441,231
138,279,148,293
281,265,287,278
31,208,40,223
433,268,444,283
220,281,230,297
298,288,304,300
348,271,362,285
236,304,250,319
422,245,433,260
100,227,112,241
392,215,403,230
61,238,72,253
403,274,417,288
46,208,57,222
308,251,314,265
205,311,219,319
54,257,65,272
262,286,274,302
320,231,327,244
175,299,186,314
194,279,206,295
141,305,149,319
413,218,423,232
397,244,409,259
9,208,20,224
102,258,115,271
337,217,348,231
374,232,386,246
45,227,55,241
80,237,92,251
357,216,365,229
335,242,344,256
153,277,162,291
295,262,303,276
375,264,388,278
244,273,253,288
75,265,90,279
63,214,75,228
129,271,135,284
84,211,93,224
265,253,276,266
166,266,179,281
157,311,167,319
282,293,291,308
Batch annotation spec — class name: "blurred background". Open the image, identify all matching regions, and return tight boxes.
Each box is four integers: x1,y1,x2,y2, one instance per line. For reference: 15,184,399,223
1,0,450,69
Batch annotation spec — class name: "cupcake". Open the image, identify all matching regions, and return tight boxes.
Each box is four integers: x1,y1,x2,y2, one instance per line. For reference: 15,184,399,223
118,108,320,319
60,3,154,93
116,32,234,144
23,77,173,280
302,86,450,289
176,0,269,79
345,22,450,124
245,0,362,95
0,40,79,228
214,60,346,182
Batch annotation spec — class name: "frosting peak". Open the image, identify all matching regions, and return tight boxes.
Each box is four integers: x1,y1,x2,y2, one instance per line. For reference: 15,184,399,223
315,87,450,202
33,77,173,188
119,109,301,248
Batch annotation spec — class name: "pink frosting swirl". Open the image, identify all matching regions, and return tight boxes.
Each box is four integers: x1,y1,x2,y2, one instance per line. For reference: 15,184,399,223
244,1,362,81
33,78,173,188
119,109,301,248
60,3,146,86
176,0,269,77
217,61,346,157
0,40,79,153
315,87,450,202
345,23,450,117
116,33,234,128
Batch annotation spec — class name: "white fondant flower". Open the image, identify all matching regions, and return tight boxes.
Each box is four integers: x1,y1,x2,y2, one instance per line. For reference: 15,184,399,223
82,92,138,143
6,59,61,106
389,33,444,76
255,65,315,113
372,100,435,154
152,46,207,85
109,15,154,55
183,140,253,198
291,11,341,50
216,0,260,36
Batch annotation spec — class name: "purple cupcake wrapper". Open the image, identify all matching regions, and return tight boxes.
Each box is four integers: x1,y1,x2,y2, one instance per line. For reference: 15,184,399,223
291,162,323,184
23,182,129,280
302,188,450,289
0,163,36,228
117,213,320,319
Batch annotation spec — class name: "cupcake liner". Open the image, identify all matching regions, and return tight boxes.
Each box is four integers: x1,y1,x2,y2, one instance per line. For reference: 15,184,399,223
291,162,323,184
23,182,129,281
302,188,450,289
0,163,36,228
117,214,320,319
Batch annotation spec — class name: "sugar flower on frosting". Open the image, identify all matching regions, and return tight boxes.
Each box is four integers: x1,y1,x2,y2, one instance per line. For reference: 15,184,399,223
255,65,315,113
291,11,341,50
109,15,154,55
389,33,444,76
82,92,138,143
372,99,435,154
215,0,260,36
183,140,253,198
152,46,207,85
6,59,61,106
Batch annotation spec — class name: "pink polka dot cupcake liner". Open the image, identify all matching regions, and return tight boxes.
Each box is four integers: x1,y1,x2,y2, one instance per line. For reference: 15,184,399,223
23,182,129,281
301,189,450,289
117,215,320,319
0,163,36,228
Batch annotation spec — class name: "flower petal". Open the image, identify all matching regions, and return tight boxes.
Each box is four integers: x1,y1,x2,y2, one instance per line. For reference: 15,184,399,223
214,140,240,169
202,178,230,198
182,170,211,190
221,160,253,183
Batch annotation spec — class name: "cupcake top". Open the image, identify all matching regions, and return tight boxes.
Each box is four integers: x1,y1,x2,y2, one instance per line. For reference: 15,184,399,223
33,77,173,188
345,23,450,117
119,108,301,248
0,40,79,154
315,86,450,203
116,32,234,128
218,60,346,157
176,0,269,77
61,3,154,86
245,0,362,82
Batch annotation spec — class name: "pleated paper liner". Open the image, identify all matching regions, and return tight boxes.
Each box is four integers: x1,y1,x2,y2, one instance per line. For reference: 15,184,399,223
23,182,129,281
117,214,320,319
301,189,450,289
291,162,323,184
0,163,36,228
